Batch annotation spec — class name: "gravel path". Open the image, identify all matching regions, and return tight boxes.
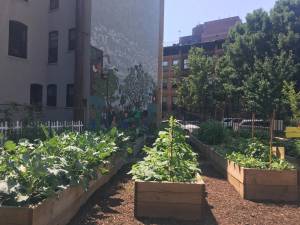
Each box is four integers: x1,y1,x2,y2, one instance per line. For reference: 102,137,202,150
68,163,300,225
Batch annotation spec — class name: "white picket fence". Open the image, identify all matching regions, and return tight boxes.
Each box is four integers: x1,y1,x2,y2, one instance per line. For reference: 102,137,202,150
0,121,84,146
232,120,284,132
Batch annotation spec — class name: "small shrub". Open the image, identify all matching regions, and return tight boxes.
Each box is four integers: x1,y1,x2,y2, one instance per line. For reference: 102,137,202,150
196,120,229,145
286,140,300,159
239,129,269,140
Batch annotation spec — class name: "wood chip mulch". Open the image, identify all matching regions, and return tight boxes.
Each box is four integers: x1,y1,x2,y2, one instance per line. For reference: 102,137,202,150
68,163,300,225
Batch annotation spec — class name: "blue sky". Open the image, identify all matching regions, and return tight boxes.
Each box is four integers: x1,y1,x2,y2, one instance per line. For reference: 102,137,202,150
164,0,278,45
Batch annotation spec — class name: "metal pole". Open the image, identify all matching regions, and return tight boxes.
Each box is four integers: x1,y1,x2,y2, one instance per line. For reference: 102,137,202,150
106,77,109,108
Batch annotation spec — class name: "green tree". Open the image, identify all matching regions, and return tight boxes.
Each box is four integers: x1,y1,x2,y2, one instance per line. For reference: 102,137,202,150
214,55,239,115
177,48,225,118
283,81,300,121
243,51,297,119
93,70,119,106
224,1,300,115
271,0,300,60
225,9,275,76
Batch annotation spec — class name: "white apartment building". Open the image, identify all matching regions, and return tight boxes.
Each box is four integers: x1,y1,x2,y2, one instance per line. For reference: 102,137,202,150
0,0,164,123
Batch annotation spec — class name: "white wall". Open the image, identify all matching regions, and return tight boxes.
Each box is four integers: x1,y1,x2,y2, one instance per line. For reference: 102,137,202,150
0,0,48,105
90,0,161,83
0,0,76,121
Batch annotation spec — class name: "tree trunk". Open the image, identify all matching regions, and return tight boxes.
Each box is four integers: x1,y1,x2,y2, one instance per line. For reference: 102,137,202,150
269,110,276,165
252,112,255,139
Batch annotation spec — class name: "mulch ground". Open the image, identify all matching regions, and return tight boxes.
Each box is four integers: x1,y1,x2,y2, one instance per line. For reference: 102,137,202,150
68,162,300,225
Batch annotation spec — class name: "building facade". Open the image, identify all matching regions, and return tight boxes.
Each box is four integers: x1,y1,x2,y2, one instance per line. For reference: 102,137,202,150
0,0,164,123
162,17,241,118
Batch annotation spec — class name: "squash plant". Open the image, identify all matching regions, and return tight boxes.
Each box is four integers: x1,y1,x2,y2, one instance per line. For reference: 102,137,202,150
130,117,200,182
0,128,131,207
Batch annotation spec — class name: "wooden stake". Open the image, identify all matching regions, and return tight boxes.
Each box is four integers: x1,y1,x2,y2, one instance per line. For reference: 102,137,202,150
269,110,275,166
252,112,255,139
169,118,174,182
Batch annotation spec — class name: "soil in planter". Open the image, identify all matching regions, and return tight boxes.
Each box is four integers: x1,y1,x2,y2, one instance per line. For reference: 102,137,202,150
68,163,300,225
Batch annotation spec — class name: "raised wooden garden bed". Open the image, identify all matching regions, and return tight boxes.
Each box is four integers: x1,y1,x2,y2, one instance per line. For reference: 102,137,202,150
286,156,300,201
0,137,145,225
190,135,299,202
134,175,206,221
227,161,298,201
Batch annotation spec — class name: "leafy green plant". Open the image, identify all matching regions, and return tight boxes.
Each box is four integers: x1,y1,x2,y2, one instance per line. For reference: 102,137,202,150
225,137,294,170
130,117,200,182
226,152,294,170
243,138,268,159
196,128,294,170
283,140,300,159
195,120,229,145
0,128,132,207
239,129,270,141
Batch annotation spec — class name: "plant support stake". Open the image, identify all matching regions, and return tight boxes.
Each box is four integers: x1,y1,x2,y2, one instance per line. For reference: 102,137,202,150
269,110,275,165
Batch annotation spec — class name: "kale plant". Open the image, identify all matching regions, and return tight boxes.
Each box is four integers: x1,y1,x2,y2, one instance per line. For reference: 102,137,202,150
0,128,131,207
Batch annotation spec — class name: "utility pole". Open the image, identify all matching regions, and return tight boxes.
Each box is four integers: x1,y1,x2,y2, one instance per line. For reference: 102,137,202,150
74,0,86,122
157,0,165,125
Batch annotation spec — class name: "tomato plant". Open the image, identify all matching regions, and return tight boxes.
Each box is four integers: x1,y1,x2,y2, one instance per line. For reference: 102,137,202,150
130,117,200,182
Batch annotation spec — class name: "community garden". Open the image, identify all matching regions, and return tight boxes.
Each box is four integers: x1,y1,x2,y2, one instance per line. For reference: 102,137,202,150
1,0,300,224
0,115,299,225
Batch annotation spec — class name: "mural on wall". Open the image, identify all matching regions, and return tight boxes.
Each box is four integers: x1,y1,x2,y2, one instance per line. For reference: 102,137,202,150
89,0,161,128
120,64,155,111
90,23,159,82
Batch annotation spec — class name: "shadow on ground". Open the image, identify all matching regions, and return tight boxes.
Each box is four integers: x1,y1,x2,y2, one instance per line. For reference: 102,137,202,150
68,164,218,225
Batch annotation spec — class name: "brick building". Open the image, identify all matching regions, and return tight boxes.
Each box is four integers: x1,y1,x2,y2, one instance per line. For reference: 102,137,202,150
162,17,241,118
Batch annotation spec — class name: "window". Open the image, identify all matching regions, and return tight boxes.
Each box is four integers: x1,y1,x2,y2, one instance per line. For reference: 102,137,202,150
68,28,76,50
162,102,168,111
66,84,74,107
30,84,43,106
162,96,167,103
172,59,179,66
47,84,57,106
50,0,59,10
163,79,168,89
184,59,189,69
162,61,169,71
48,31,58,63
8,21,28,58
